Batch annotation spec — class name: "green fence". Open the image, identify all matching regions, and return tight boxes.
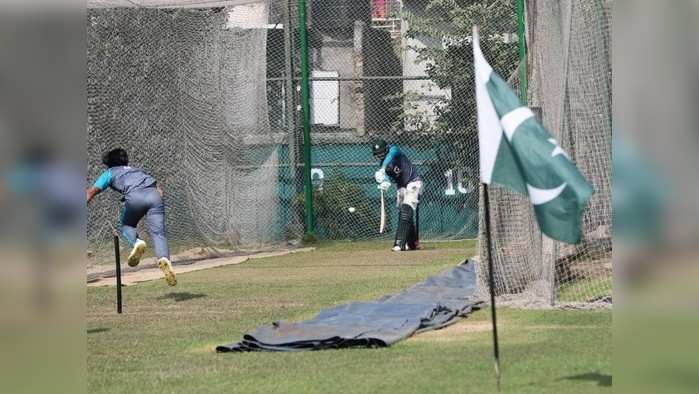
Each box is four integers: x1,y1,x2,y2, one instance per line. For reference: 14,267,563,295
86,1,520,258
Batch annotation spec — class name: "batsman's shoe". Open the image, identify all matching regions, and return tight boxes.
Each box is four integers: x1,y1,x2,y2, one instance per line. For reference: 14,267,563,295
393,243,414,252
127,239,147,267
158,257,177,286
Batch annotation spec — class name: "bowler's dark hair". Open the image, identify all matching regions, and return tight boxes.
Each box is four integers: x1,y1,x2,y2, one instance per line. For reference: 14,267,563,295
102,148,129,167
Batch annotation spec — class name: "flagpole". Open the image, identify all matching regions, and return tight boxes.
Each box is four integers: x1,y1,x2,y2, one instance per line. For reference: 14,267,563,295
482,183,502,391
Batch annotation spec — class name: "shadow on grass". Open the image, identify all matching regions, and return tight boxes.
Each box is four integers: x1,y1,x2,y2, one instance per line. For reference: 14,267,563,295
158,292,207,302
562,372,612,387
87,327,110,334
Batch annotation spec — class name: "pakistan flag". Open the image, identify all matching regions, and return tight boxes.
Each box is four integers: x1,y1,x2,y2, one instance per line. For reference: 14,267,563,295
473,27,593,244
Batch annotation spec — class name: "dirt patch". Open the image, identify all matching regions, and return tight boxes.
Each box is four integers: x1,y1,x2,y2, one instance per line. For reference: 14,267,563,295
87,247,315,287
86,246,277,278
410,320,492,342
410,320,605,342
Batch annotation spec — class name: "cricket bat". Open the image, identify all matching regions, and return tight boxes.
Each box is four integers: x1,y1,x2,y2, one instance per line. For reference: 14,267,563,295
380,189,386,233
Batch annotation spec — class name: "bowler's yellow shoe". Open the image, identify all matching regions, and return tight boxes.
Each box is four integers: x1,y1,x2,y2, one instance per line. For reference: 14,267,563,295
127,239,147,267
158,257,177,286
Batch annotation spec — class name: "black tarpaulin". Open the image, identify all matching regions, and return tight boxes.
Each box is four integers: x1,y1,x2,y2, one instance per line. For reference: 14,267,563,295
216,260,483,352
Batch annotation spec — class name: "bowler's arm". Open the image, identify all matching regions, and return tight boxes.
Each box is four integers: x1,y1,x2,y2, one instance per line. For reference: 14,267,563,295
86,186,101,204
87,169,111,204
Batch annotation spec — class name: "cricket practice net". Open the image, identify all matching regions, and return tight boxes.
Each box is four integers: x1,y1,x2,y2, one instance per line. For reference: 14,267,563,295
478,0,612,307
86,0,612,307
87,1,521,261
88,8,279,261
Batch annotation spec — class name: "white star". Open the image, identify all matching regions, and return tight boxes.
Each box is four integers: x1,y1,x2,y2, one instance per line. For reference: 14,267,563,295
548,138,570,160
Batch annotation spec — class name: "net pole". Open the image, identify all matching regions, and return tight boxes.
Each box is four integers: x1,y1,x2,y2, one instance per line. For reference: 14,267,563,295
516,0,528,104
298,0,315,236
113,234,122,314
483,184,502,391
283,0,300,232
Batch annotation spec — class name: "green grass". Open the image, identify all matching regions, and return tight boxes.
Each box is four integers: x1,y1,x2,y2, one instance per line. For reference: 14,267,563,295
87,240,611,393
557,276,613,302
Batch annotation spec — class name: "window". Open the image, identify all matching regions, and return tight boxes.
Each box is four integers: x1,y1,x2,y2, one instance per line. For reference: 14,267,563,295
311,70,340,126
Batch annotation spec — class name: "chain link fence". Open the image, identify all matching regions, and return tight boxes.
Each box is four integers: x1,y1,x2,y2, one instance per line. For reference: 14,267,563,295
86,0,611,306
87,1,520,261
293,0,520,242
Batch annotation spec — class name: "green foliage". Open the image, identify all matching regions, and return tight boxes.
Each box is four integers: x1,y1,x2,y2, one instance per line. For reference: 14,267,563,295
296,172,381,240
557,277,613,303
394,0,520,163
301,232,318,245
385,91,449,135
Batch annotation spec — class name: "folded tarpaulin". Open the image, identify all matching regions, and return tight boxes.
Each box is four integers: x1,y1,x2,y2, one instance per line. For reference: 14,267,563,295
216,260,483,352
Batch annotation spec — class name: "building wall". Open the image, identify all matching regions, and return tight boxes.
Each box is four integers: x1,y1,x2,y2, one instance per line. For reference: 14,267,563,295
312,35,358,129
311,20,400,131
363,26,402,133
260,0,402,133
401,0,451,130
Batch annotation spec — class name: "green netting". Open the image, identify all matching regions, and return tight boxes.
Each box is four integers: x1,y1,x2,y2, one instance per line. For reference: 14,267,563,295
87,1,520,262
86,1,611,306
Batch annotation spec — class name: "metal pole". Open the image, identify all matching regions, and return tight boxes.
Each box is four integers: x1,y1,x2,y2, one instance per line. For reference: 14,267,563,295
283,0,296,167
283,0,301,230
298,0,315,235
113,235,122,314
483,184,501,391
516,0,528,104
415,204,419,245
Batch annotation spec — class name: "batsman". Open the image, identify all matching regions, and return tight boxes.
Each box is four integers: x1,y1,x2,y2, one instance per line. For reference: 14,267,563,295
372,139,423,251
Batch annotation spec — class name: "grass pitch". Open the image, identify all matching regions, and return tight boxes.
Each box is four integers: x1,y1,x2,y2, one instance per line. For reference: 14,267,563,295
87,240,611,393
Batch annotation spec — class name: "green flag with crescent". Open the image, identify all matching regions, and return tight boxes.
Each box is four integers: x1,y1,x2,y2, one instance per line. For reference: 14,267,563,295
473,27,593,244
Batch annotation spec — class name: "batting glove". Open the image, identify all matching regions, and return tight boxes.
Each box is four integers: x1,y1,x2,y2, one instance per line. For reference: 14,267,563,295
378,181,391,191
374,168,387,184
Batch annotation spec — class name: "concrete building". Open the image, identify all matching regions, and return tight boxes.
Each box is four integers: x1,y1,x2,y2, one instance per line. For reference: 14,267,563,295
399,0,452,132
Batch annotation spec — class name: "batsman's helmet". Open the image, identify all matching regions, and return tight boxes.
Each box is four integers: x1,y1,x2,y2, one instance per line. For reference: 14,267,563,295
102,148,129,168
371,139,388,160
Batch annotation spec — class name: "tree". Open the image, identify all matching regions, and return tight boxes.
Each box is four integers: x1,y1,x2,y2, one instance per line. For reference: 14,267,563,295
397,0,519,156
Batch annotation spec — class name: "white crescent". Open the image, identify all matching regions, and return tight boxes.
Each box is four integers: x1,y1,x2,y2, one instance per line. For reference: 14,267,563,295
527,183,567,205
